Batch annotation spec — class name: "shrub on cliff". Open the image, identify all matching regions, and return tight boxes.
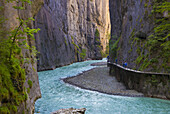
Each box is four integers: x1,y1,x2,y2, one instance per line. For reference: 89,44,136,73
0,0,40,113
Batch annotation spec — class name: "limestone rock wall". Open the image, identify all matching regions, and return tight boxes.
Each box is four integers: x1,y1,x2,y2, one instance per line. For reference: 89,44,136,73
34,0,111,71
109,0,169,73
0,0,43,113
109,0,153,69
67,0,111,57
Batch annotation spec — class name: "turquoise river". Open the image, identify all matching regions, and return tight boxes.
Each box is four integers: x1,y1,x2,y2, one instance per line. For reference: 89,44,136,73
35,59,170,114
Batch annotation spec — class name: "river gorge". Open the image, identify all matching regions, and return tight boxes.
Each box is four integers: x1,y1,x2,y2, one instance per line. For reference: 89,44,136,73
0,0,169,113
34,59,170,114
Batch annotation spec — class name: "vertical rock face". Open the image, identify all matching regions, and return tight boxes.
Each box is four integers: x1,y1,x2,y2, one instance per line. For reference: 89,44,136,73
109,0,152,67
67,0,111,58
19,1,43,112
34,0,74,71
109,0,169,73
34,0,111,71
0,0,43,113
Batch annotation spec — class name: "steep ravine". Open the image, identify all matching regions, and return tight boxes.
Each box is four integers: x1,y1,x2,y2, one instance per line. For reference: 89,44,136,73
34,0,111,71
109,0,169,73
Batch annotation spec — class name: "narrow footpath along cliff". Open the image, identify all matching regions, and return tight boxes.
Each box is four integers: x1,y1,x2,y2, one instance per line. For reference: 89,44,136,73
109,0,169,73
34,0,111,71
0,0,43,113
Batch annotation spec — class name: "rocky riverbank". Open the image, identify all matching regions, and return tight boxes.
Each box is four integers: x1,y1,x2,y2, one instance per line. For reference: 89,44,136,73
63,62,144,97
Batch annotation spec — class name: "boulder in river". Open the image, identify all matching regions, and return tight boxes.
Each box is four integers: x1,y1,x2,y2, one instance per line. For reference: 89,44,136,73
51,108,86,114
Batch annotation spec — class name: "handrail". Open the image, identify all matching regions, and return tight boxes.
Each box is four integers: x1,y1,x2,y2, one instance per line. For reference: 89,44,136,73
107,62,170,76
108,61,170,99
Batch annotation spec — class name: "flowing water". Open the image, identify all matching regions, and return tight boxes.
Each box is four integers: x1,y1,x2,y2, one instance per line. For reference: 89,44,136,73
35,59,170,114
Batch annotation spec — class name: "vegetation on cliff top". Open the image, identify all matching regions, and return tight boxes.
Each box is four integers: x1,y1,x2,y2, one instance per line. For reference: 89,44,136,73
0,0,39,113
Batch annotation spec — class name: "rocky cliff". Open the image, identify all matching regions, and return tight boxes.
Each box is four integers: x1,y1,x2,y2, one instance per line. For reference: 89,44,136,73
0,0,43,113
109,0,169,73
34,0,110,71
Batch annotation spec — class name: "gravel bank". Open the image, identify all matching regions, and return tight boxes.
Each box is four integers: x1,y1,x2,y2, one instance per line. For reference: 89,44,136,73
90,62,107,66
63,63,144,97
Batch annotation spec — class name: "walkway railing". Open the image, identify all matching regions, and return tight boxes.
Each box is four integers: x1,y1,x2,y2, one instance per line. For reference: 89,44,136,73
108,62,170,100
107,62,170,75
